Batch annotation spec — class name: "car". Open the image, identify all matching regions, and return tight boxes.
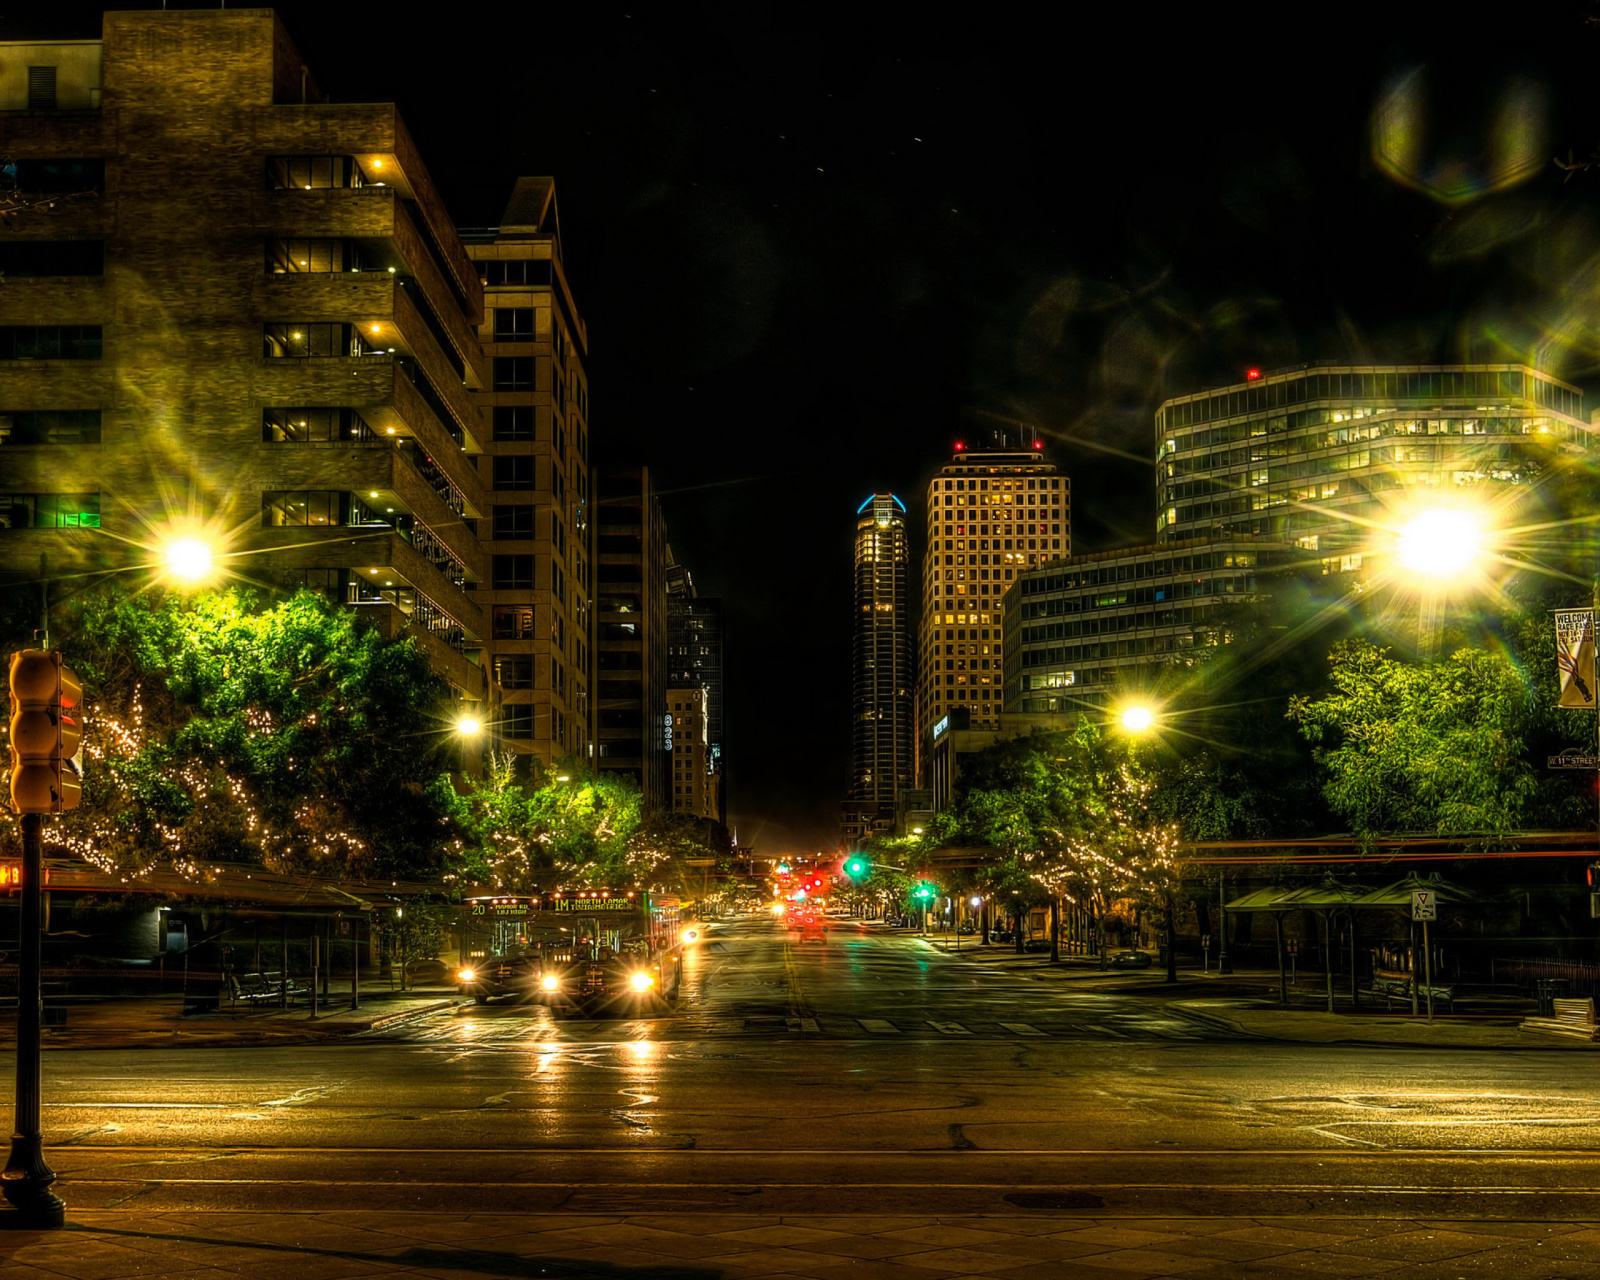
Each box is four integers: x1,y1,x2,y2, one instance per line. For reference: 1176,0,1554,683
1109,949,1153,969
457,947,542,1004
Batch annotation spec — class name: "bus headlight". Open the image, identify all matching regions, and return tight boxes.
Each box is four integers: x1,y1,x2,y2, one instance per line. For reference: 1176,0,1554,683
629,971,654,991
540,975,560,992
681,928,700,945
457,968,476,983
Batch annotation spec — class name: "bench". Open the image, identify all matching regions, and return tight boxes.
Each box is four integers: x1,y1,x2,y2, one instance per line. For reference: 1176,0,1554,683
1520,997,1599,1041
227,972,313,1008
1370,969,1456,1012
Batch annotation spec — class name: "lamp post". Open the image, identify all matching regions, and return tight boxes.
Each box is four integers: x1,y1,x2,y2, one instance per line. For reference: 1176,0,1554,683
1116,701,1178,981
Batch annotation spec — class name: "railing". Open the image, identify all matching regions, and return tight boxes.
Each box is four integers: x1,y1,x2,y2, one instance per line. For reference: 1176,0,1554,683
346,579,467,653
394,354,468,449
396,440,467,516
402,517,470,590
1499,957,1600,998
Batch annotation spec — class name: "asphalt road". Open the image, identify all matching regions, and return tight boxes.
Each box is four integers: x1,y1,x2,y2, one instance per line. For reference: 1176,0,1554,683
18,917,1600,1220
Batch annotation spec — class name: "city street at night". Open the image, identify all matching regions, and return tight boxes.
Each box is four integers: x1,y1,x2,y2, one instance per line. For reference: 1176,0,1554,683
7,917,1600,1276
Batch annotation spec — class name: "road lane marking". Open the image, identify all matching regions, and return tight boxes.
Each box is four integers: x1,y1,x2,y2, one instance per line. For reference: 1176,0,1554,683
927,1020,971,1035
859,1018,899,1033
999,1022,1046,1036
784,1017,821,1033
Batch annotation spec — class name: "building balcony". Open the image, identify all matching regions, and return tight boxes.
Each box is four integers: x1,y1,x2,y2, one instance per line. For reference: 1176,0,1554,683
254,353,485,497
348,597,487,698
256,271,484,392
251,441,482,580
255,524,484,641
255,103,482,319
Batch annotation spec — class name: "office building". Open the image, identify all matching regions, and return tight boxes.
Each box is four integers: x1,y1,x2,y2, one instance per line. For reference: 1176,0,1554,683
1155,364,1588,567
461,178,594,770
842,493,911,846
665,553,726,822
1001,536,1284,711
667,685,717,821
596,467,667,805
916,436,1067,785
0,10,494,709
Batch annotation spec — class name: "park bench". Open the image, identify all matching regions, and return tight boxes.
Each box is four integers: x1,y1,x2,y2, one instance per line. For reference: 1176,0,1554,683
1370,969,1456,1012
1520,997,1599,1041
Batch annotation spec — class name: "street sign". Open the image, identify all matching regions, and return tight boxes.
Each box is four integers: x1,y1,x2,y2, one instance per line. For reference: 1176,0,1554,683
1412,890,1437,921
1548,750,1600,770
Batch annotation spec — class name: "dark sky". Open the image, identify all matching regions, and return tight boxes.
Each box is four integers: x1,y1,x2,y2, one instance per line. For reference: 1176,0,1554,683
18,2,1600,854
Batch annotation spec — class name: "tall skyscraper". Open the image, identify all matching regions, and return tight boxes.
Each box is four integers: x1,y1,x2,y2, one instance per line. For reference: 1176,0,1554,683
462,178,594,771
916,437,1067,785
596,467,668,807
665,548,726,823
841,494,911,847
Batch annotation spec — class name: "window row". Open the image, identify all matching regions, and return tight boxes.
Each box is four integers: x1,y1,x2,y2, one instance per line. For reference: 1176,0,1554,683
262,490,388,528
262,407,377,443
0,409,100,445
263,323,384,359
0,326,101,360
0,493,100,529
266,239,388,274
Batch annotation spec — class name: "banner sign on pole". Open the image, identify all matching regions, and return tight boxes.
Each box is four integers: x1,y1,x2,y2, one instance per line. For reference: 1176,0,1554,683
1556,609,1597,709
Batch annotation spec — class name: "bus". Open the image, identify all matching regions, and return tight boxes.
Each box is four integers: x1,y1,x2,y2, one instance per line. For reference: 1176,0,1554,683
456,888,685,1014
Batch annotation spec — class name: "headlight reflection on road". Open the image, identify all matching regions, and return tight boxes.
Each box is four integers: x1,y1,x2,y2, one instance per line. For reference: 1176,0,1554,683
628,1040,656,1062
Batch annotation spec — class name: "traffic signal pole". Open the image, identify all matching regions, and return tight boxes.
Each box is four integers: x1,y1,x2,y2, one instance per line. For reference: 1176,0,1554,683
1,810,63,1228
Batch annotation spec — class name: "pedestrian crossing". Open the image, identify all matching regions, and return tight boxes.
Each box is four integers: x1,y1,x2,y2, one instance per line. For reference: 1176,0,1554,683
377,1007,1214,1045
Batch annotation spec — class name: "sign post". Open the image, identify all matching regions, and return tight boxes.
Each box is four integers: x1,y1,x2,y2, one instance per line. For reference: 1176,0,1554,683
1412,890,1437,1023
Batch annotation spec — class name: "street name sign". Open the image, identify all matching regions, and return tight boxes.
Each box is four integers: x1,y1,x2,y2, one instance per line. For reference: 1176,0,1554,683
1412,890,1437,921
1548,750,1600,770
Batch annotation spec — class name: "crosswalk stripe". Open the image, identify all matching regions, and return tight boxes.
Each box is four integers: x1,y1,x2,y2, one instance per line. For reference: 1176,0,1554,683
999,1022,1046,1036
859,1018,899,1034
927,1020,972,1035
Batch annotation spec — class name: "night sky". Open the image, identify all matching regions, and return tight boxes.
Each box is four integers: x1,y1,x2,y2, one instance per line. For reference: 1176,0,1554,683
15,1,1600,853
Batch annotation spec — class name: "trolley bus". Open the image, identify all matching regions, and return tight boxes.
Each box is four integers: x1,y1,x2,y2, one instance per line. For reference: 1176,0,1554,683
456,888,685,1015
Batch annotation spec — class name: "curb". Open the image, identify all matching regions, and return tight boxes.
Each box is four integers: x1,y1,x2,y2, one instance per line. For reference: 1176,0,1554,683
1165,1002,1258,1037
352,999,461,1031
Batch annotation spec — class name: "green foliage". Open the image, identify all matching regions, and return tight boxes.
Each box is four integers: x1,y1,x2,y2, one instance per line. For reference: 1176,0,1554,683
1288,636,1588,845
940,723,1180,927
463,753,729,895
11,584,471,880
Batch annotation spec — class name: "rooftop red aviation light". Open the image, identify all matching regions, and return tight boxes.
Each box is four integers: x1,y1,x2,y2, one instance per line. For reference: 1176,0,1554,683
954,441,965,451
1246,367,1262,381
1033,440,1043,449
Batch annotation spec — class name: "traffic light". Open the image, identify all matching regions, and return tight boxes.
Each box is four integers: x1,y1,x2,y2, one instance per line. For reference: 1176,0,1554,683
843,855,868,881
913,882,936,901
7,650,82,815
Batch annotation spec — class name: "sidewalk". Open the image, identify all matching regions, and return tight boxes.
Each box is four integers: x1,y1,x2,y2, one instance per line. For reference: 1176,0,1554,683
0,985,462,1051
900,929,1600,1051
5,1208,1600,1280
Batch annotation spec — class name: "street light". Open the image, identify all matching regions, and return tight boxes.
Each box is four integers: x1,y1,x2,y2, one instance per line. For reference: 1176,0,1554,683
162,536,215,585
1396,507,1485,580
1119,704,1156,734
455,714,482,736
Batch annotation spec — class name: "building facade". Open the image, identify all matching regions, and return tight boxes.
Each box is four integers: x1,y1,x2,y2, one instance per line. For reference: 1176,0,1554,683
667,685,717,820
842,494,911,847
1001,536,1283,711
916,438,1067,785
665,555,725,823
461,178,594,771
596,467,667,806
1155,364,1588,567
0,10,496,712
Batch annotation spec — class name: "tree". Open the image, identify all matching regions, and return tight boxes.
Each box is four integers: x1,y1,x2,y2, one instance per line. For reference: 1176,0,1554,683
1288,636,1589,846
5,584,472,881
